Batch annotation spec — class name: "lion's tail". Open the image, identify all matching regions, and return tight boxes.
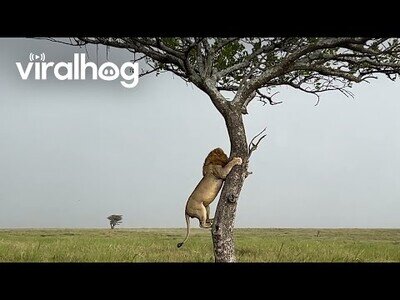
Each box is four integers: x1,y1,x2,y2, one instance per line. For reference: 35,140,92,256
177,213,190,248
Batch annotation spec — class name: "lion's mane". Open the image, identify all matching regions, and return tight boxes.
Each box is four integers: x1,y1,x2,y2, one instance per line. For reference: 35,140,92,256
203,148,229,168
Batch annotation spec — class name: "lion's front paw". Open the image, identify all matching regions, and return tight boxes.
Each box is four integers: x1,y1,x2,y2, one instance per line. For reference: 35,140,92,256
233,157,242,165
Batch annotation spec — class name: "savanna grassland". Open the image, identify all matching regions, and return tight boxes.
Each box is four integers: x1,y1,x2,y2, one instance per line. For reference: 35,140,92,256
0,228,399,262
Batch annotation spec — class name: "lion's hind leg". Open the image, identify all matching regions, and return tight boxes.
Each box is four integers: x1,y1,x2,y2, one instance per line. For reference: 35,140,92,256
198,205,212,229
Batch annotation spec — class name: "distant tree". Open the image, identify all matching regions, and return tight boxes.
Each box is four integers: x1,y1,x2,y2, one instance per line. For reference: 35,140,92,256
107,214,123,229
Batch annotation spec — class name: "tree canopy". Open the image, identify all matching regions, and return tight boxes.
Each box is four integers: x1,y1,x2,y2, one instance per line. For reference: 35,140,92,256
57,37,400,112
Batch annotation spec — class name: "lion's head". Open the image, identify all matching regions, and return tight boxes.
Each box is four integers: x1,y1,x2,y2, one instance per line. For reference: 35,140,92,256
203,148,229,168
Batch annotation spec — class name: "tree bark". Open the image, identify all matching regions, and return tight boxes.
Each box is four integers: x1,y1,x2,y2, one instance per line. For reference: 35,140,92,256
212,107,248,262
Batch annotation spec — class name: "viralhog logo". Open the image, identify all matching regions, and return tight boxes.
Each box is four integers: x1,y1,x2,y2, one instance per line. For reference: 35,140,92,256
16,53,139,88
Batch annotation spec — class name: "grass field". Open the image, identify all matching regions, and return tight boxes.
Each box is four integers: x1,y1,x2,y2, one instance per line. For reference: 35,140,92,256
0,228,399,262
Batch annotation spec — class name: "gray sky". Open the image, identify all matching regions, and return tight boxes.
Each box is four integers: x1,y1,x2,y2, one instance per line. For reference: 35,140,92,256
0,38,399,228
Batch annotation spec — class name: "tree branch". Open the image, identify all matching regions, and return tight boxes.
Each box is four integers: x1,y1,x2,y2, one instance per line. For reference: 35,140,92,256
245,127,267,177
256,90,282,106
234,38,369,106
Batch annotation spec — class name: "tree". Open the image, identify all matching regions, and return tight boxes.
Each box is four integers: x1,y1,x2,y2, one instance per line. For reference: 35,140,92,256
58,38,400,262
107,214,122,229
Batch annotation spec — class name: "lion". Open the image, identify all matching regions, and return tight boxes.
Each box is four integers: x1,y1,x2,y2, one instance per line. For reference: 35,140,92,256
177,148,242,248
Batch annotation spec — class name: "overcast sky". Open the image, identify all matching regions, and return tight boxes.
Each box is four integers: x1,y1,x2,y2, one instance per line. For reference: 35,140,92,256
0,38,399,228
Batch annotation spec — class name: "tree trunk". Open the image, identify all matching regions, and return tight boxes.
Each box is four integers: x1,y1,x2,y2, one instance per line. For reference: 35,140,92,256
212,109,248,262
